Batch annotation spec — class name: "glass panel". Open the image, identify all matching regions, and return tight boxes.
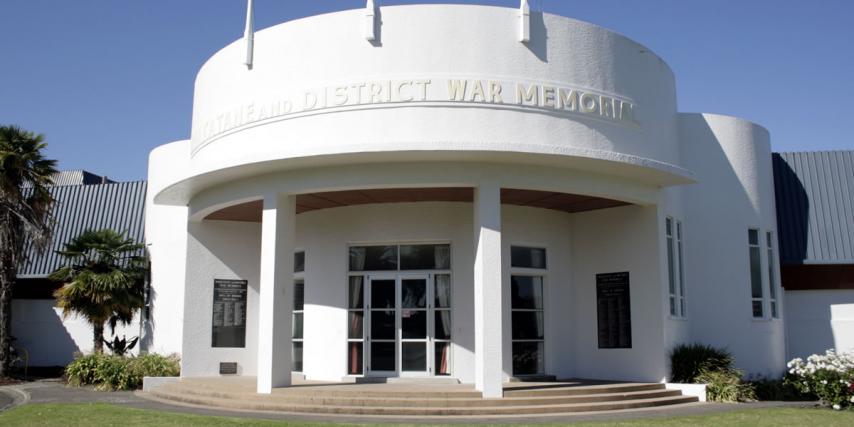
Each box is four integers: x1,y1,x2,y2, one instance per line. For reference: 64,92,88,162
748,229,759,246
402,279,427,308
401,310,426,339
511,246,547,269
292,341,303,372
293,280,305,311
348,276,364,309
667,236,675,296
511,276,544,309
400,244,450,270
371,342,396,371
677,224,686,315
665,217,672,236
771,301,778,318
435,342,451,375
348,311,364,339
435,274,451,308
371,279,396,309
294,251,305,273
512,341,544,375
401,342,426,371
434,310,452,340
348,342,363,375
752,300,763,318
350,246,398,271
511,311,544,340
292,313,303,339
371,310,395,340
750,247,763,299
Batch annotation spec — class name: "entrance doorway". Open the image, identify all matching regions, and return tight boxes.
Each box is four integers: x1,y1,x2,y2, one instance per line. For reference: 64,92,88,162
365,274,448,376
347,244,452,377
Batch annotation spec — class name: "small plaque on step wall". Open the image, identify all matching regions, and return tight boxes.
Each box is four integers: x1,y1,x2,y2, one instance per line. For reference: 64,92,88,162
219,362,238,375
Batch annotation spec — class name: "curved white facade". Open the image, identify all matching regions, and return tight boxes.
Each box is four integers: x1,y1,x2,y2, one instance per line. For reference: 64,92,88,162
145,4,784,397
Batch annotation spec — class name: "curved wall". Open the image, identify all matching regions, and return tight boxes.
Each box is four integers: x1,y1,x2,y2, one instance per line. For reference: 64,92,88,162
152,5,690,205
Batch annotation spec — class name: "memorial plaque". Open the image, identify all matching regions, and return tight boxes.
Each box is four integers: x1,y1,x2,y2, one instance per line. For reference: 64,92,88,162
219,362,238,375
212,279,248,348
596,272,632,349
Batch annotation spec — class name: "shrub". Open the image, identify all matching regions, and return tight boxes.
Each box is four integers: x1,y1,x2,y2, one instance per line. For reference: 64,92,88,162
670,343,734,383
748,375,814,401
786,349,854,409
697,367,756,402
65,353,180,391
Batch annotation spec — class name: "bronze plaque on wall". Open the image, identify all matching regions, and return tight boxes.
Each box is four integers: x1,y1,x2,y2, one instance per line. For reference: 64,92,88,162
212,279,247,348
596,272,632,349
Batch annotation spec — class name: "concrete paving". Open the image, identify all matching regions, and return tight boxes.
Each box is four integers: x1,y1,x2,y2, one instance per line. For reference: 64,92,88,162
0,379,817,424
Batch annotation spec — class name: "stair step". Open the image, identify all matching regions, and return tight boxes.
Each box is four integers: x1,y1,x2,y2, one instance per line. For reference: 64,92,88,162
157,383,683,407
149,388,698,416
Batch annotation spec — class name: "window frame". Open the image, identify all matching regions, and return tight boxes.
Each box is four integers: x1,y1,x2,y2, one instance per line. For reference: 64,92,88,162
748,229,765,319
292,250,305,372
509,244,548,377
665,217,687,318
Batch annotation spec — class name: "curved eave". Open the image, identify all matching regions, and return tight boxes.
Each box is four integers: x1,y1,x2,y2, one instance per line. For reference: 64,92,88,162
152,148,695,206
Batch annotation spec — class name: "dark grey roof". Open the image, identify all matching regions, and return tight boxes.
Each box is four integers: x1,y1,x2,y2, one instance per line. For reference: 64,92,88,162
23,170,114,187
773,151,854,264
18,181,147,278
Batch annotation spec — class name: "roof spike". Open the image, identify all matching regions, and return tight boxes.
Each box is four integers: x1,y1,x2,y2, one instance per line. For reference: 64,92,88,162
243,0,255,69
519,0,531,43
365,0,377,41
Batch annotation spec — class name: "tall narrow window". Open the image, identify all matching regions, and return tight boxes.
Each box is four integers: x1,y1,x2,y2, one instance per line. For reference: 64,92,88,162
510,246,546,376
748,229,764,318
767,231,778,318
292,251,305,372
666,218,686,317
676,220,686,317
347,276,365,375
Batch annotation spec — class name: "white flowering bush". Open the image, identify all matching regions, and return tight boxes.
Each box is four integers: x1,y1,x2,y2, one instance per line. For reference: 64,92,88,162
786,349,854,409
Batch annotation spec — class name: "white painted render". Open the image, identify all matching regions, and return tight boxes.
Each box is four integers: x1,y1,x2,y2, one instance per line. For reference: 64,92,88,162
143,4,792,392
786,290,854,359
12,300,140,366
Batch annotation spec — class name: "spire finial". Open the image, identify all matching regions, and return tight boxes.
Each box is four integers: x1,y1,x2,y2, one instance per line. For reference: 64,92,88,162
519,0,530,43
244,0,255,69
365,0,377,41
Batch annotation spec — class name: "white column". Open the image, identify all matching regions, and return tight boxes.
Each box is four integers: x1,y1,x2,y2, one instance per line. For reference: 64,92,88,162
256,192,295,394
473,182,504,398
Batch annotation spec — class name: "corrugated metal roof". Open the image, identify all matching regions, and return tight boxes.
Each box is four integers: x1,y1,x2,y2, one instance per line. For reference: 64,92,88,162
22,170,114,187
18,181,147,278
773,151,854,264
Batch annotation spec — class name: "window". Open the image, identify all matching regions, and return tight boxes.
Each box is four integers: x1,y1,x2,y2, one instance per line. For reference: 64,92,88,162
347,276,365,375
665,217,686,317
767,231,779,318
510,246,546,376
292,251,305,372
748,229,764,318
511,246,547,269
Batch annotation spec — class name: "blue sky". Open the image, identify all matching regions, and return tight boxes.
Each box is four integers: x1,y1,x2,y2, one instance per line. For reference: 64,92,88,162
1,0,852,181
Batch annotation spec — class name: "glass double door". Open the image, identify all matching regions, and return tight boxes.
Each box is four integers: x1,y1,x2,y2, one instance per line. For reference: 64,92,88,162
366,275,441,376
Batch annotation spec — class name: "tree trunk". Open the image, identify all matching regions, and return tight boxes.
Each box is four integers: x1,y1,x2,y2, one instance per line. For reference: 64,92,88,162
93,322,104,354
0,252,16,377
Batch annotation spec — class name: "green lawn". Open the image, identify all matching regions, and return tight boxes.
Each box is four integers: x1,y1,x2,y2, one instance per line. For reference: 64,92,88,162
0,403,852,426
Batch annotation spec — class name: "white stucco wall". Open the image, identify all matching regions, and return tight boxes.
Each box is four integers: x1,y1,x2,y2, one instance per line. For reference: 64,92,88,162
678,113,786,378
12,299,140,366
785,290,854,359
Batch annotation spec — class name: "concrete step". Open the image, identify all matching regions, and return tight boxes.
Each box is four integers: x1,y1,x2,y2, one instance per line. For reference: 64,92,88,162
503,382,666,397
156,382,684,407
148,387,698,416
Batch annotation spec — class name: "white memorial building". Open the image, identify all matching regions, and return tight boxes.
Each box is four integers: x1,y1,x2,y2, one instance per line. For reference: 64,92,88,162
143,3,789,398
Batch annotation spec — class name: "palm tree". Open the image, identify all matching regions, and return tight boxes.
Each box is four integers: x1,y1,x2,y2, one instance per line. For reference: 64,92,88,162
0,125,56,377
50,229,146,354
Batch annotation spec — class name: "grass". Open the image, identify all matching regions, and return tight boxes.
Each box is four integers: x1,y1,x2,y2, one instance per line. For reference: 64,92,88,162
0,403,853,426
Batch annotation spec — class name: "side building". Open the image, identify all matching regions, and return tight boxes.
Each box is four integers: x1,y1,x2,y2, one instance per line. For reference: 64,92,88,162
12,171,146,368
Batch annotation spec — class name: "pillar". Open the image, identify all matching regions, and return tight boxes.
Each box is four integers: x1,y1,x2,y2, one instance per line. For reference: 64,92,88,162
256,192,295,393
473,182,504,398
